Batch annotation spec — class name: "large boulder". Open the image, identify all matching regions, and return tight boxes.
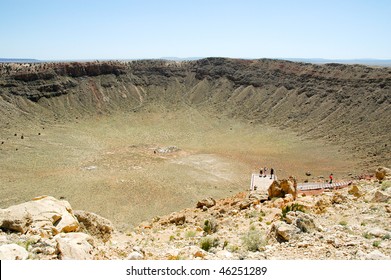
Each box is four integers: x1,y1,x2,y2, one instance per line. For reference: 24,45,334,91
0,196,79,236
294,212,317,233
268,181,283,198
74,210,113,242
375,167,391,181
0,244,29,260
269,221,300,242
268,179,297,199
196,197,216,209
169,213,186,225
55,233,94,260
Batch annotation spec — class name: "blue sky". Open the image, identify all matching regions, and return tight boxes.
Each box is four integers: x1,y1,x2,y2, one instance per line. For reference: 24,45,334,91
1,0,390,60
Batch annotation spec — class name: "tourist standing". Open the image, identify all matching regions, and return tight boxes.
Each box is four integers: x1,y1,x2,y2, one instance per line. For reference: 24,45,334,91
329,173,333,184
270,168,274,179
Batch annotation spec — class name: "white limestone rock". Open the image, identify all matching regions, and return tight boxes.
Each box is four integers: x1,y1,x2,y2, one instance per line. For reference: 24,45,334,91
0,244,29,260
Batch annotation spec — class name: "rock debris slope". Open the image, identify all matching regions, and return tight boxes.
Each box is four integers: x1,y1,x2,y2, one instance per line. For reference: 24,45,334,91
0,174,390,260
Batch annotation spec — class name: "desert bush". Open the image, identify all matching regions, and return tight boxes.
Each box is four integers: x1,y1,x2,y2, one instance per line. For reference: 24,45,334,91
363,232,373,239
203,218,217,234
281,203,305,219
339,220,348,226
380,181,391,191
200,237,219,251
185,231,196,238
241,227,265,252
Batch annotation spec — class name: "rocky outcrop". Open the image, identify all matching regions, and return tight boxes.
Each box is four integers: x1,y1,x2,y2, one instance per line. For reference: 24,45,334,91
1,177,391,260
74,210,113,243
0,196,79,236
0,196,120,260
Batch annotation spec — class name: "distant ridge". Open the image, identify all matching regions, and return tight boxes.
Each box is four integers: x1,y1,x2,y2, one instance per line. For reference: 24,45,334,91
283,58,391,66
160,57,204,61
0,58,40,63
160,57,391,66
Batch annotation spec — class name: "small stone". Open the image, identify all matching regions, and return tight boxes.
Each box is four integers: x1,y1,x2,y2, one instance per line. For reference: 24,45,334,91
371,191,390,203
127,251,144,260
365,250,390,260
366,228,390,238
348,185,362,197
375,167,391,181
239,199,252,210
216,250,233,259
194,251,205,258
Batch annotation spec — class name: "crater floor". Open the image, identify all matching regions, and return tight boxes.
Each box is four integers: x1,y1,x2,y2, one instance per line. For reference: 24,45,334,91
0,107,359,229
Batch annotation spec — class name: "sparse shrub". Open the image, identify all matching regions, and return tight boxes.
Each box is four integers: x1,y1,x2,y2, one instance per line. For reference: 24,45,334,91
380,181,391,191
200,237,219,252
363,232,373,239
370,205,378,211
382,234,390,240
227,244,239,252
361,222,367,227
169,235,175,241
281,203,305,219
339,221,348,226
185,231,196,238
245,211,259,219
373,240,381,247
17,240,33,251
203,218,217,234
241,227,265,252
